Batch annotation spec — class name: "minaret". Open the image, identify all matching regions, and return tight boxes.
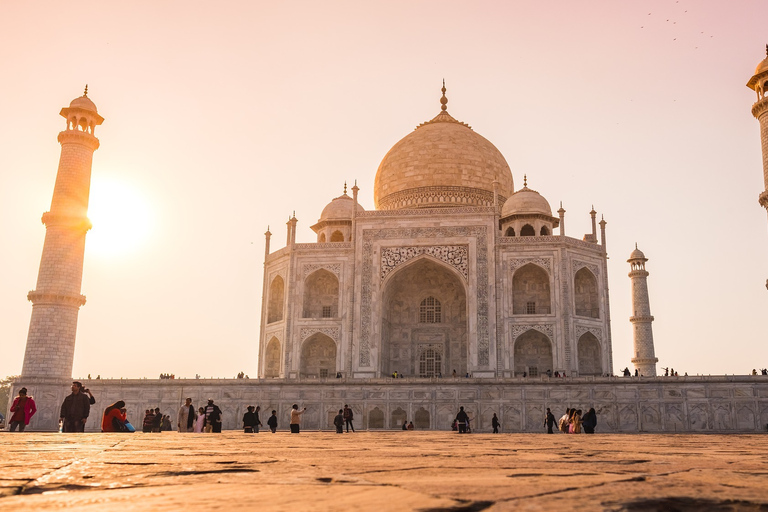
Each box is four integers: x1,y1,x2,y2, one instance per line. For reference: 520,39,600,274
628,244,657,376
747,45,768,288
21,87,104,379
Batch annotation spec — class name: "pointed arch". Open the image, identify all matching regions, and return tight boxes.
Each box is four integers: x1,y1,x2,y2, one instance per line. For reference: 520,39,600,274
264,337,281,378
574,267,599,318
540,226,550,236
520,224,535,236
577,332,602,376
513,329,553,377
300,333,336,378
505,227,515,237
303,269,339,318
318,233,326,243
330,230,344,242
512,263,551,315
267,276,284,323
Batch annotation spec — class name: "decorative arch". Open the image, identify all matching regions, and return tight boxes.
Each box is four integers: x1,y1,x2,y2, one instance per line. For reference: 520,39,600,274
267,276,284,323
300,333,336,378
318,233,326,243
303,269,339,318
505,227,515,237
418,345,442,377
414,407,430,429
381,257,467,377
540,226,550,236
264,337,281,378
577,332,602,376
513,329,553,377
391,407,407,429
520,224,535,236
369,407,385,428
330,230,344,242
574,267,599,318
512,263,551,315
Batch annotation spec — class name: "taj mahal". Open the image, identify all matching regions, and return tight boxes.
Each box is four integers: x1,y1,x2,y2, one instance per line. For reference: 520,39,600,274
9,48,768,432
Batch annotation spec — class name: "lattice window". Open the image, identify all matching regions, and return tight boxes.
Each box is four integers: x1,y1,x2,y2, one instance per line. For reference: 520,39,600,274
322,306,332,318
526,302,536,314
419,297,442,323
418,348,442,378
319,368,329,378
529,366,539,377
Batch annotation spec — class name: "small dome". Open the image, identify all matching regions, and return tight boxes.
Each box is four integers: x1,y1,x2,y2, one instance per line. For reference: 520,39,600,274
755,56,768,76
501,185,552,218
319,193,364,221
628,245,647,261
69,95,98,113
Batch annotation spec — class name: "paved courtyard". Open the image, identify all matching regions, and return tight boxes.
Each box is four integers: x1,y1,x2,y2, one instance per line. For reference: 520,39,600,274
2,431,767,511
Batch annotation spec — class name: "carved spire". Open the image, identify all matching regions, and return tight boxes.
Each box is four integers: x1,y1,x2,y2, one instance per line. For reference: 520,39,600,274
84,84,88,97
440,79,448,112
343,181,347,194
523,174,527,187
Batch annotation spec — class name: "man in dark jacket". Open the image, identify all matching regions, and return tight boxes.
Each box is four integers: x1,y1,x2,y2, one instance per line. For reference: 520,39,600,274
60,382,91,432
334,409,344,433
544,408,556,434
343,404,355,433
455,406,469,434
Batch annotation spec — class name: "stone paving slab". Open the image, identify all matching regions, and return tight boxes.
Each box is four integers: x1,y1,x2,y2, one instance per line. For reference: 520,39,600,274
2,432,768,511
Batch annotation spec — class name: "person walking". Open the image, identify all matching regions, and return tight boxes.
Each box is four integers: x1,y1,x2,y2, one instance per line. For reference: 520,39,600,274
177,398,197,433
343,404,355,433
268,410,278,433
491,413,500,434
194,407,206,433
254,406,262,433
290,404,306,433
544,408,556,434
582,408,597,434
571,409,583,434
9,387,37,432
455,406,470,434
243,406,257,433
204,400,223,433
60,381,91,432
558,408,571,433
334,409,344,433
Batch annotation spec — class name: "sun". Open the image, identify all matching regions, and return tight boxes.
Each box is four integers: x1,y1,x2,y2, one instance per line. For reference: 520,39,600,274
86,176,153,257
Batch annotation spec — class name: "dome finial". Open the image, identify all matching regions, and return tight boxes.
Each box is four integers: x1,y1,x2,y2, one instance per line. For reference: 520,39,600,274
343,181,347,194
523,174,527,187
440,79,448,112
635,242,638,249
83,84,88,97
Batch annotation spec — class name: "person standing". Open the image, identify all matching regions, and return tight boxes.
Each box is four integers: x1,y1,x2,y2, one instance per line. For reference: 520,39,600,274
142,409,155,433
491,413,500,434
243,406,257,433
267,410,278,433
9,387,37,432
558,409,571,433
571,409,583,434
151,408,163,432
290,404,306,433
455,406,469,434
343,404,355,433
194,407,206,433
177,398,197,433
333,409,344,433
204,400,222,433
254,406,262,433
60,381,91,432
544,408,556,434
582,408,597,434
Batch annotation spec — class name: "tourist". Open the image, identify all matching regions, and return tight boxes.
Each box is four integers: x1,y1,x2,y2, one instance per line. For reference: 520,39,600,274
194,407,206,433
151,408,163,432
60,381,91,432
343,404,355,433
161,414,172,431
582,408,597,434
178,398,196,433
623,367,630,377
452,369,457,378
254,406,262,433
243,406,257,433
142,409,155,433
492,413,500,434
558,409,571,433
407,421,414,430
334,409,344,433
290,404,306,433
455,406,469,434
544,408,556,434
101,401,127,432
402,420,408,431
571,409,582,434
9,387,36,432
268,410,278,433
204,399,223,433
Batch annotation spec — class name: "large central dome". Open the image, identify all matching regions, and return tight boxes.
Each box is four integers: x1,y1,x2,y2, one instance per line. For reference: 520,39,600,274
374,90,514,210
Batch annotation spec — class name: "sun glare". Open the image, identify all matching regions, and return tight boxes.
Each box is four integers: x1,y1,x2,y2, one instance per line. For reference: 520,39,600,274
86,177,153,257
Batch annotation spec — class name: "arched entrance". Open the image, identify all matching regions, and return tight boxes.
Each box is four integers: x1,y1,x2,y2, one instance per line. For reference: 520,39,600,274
381,258,467,377
264,337,281,378
577,332,602,376
300,333,337,378
513,329,553,377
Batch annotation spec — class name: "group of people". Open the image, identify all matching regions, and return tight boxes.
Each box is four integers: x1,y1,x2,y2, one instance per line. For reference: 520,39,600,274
332,405,355,433
159,373,175,380
752,369,768,375
543,407,598,434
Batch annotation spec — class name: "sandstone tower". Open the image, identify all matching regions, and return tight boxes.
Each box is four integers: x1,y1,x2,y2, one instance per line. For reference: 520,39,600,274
628,245,657,376
747,45,768,288
20,88,103,379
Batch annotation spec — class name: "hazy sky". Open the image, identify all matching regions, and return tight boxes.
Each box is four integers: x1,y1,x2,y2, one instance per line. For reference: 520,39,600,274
1,1,767,380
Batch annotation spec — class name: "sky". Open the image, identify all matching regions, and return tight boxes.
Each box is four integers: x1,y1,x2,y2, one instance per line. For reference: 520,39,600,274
1,1,767,380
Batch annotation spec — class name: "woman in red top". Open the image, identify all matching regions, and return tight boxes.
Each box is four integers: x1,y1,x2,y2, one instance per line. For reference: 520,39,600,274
101,401,127,432
10,387,37,432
